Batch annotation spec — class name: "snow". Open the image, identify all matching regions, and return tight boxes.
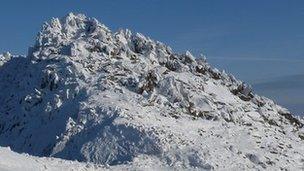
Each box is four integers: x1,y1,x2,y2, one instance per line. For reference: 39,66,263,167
0,147,103,171
0,147,168,171
0,52,12,66
0,13,303,170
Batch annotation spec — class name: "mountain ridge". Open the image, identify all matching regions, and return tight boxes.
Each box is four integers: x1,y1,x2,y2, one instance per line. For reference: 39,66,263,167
0,13,303,170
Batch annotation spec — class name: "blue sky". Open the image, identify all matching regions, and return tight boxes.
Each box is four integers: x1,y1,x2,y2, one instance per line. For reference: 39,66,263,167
0,0,303,82
0,0,303,114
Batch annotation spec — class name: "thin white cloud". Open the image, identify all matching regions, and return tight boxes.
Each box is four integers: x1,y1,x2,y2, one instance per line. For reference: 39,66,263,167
208,56,304,63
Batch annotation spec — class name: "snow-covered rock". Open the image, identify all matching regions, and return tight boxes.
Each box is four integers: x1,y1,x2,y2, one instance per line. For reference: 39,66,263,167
0,13,303,170
0,52,12,66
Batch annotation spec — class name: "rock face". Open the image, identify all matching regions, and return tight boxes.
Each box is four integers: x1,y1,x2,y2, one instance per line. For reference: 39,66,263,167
0,13,303,170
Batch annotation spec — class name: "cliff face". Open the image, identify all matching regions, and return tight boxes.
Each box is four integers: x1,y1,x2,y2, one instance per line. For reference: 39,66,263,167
0,13,303,170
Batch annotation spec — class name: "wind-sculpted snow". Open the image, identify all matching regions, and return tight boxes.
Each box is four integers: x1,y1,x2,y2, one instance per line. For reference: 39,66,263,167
0,13,304,170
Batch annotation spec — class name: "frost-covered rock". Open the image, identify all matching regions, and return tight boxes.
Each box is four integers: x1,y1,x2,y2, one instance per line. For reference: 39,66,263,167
0,52,12,66
0,13,303,170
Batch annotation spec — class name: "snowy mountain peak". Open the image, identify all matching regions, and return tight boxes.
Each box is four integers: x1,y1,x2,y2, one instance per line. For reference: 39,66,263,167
29,13,111,60
1,14,304,170
40,13,109,44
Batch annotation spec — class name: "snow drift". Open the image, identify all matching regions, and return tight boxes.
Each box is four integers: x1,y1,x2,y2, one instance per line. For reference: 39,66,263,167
0,13,303,170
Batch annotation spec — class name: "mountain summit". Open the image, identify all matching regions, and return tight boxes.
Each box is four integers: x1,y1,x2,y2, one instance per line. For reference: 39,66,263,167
0,13,303,170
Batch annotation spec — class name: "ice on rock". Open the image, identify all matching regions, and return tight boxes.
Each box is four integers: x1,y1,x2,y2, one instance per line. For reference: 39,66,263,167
0,13,303,170
0,52,12,66
184,51,196,63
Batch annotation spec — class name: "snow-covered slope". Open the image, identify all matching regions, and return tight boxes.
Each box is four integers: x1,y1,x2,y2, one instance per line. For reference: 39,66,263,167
0,13,303,170
0,147,168,171
0,147,103,171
